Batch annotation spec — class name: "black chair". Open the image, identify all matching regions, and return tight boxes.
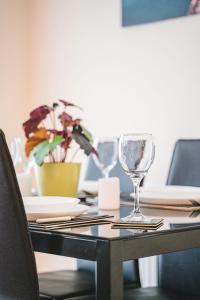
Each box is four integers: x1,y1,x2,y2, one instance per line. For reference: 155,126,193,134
167,139,200,187
0,129,96,299
72,139,200,300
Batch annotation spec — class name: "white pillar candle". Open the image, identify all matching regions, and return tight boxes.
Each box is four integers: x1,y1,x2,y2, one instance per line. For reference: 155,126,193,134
98,177,120,210
17,172,32,196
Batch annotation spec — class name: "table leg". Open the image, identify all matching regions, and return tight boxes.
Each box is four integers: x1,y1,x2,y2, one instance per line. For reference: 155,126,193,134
95,240,123,300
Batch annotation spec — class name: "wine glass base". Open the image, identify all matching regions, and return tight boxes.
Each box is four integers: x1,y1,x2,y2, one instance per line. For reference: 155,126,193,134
121,212,145,222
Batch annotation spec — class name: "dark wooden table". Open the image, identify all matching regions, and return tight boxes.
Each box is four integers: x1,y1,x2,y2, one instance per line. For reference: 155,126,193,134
30,205,200,300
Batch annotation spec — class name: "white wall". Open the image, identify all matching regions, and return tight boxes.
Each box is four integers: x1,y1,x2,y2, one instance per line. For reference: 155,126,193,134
1,0,200,186
0,0,30,137
30,0,200,185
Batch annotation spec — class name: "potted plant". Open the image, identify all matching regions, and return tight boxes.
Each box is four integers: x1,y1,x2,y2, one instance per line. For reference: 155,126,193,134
23,99,97,197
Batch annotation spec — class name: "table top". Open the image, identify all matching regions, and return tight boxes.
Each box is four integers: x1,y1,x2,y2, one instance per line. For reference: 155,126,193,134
30,201,200,300
29,203,200,241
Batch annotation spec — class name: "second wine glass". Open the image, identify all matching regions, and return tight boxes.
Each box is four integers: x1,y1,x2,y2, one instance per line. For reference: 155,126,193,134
119,133,155,221
93,137,118,178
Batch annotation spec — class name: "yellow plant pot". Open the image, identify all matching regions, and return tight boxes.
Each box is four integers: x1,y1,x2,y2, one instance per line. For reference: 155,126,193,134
38,163,81,197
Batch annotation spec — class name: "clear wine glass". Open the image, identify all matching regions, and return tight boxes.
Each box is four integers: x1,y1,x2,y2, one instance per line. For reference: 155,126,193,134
93,137,118,178
9,138,26,172
119,133,155,221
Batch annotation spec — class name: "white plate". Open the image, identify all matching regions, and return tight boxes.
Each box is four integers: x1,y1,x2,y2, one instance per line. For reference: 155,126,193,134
133,186,200,206
25,204,89,221
23,196,88,221
23,196,80,207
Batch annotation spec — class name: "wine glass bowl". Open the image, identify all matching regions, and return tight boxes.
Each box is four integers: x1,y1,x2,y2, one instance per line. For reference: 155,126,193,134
119,133,155,221
93,137,118,178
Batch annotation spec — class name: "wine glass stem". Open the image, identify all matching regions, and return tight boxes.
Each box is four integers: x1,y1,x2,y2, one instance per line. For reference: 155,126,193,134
102,170,109,178
131,178,142,216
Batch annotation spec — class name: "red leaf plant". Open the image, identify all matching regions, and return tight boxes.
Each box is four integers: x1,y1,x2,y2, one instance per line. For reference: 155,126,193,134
22,100,97,165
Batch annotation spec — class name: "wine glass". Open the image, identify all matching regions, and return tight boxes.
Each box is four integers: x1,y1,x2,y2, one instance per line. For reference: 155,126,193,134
119,133,155,221
9,137,26,172
93,137,118,178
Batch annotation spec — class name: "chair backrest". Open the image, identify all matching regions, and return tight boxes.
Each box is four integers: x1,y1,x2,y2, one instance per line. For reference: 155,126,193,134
0,130,39,299
159,139,200,296
84,156,133,193
167,139,200,187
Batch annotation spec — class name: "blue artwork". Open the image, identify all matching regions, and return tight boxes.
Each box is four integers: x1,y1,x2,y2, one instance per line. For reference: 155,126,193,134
122,0,200,26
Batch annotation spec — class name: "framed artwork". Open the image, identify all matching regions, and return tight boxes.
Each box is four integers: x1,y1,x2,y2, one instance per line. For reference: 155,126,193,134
122,0,200,27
